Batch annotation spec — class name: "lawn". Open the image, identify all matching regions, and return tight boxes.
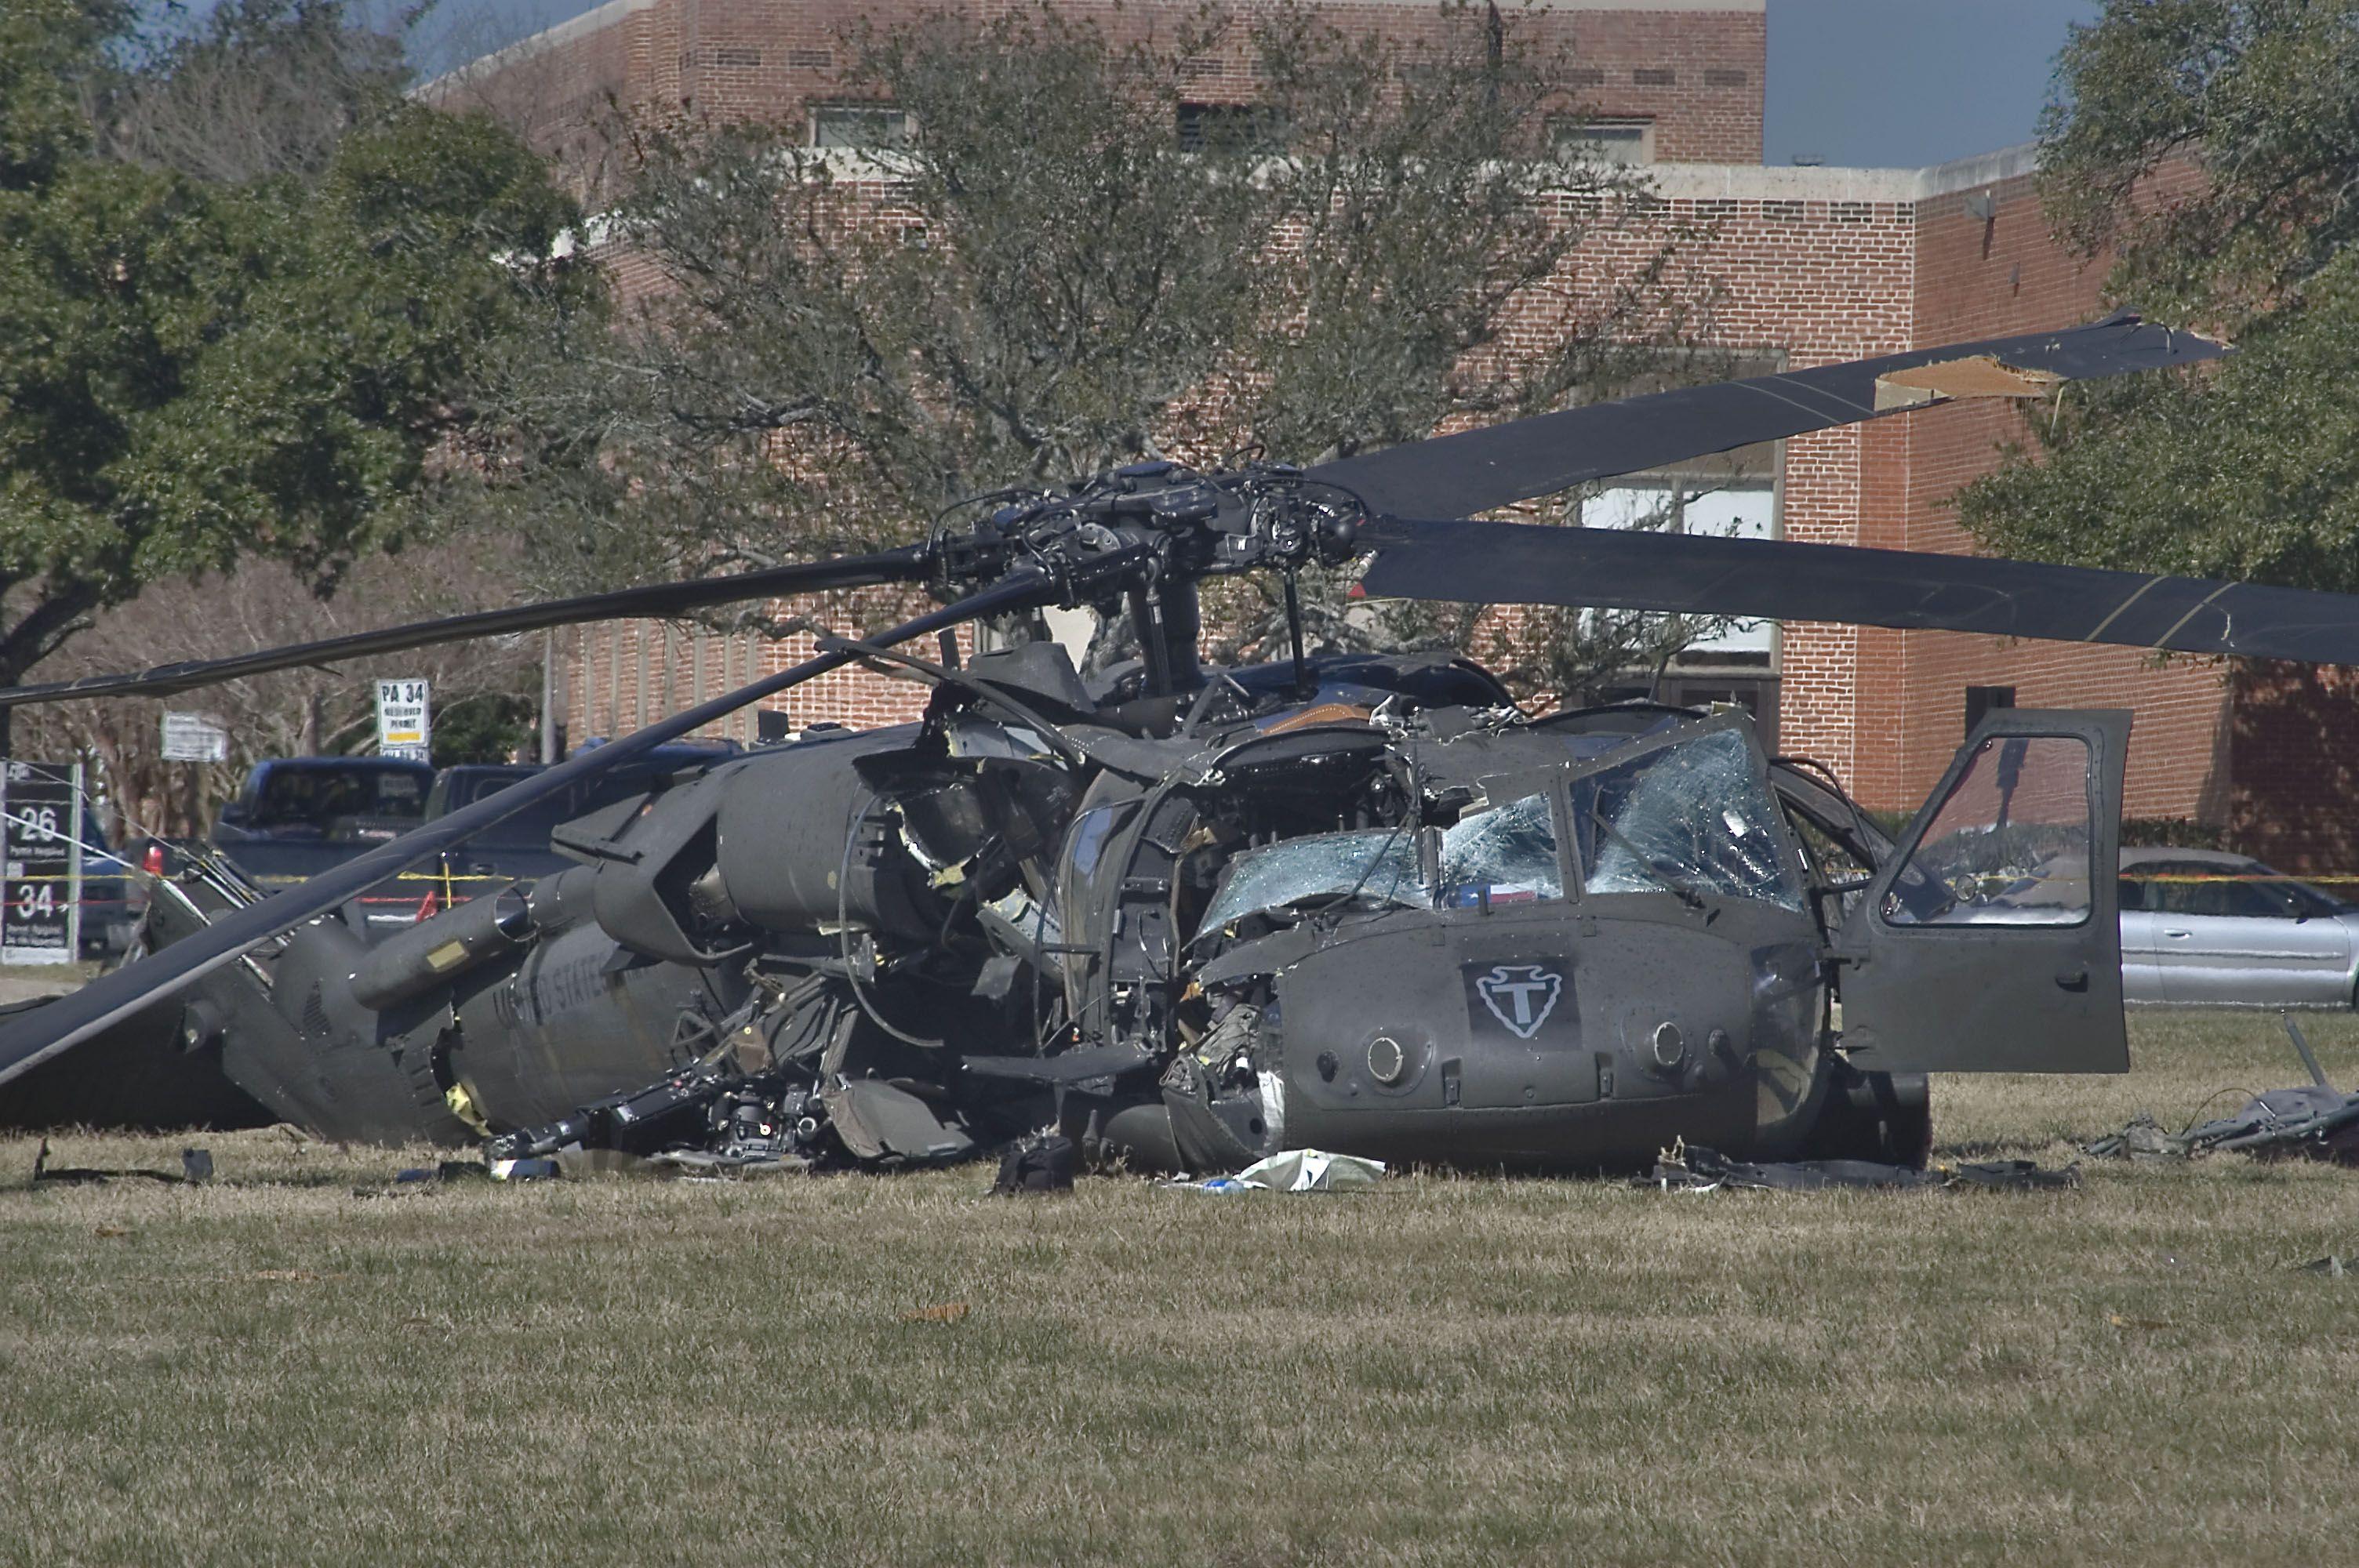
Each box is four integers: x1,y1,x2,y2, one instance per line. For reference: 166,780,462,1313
5,1010,2358,1566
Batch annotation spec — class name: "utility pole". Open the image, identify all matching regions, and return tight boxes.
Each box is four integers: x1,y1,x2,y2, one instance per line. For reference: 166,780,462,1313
540,630,558,764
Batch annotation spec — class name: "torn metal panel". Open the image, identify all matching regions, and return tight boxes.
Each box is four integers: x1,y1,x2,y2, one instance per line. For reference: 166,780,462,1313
1871,354,2064,412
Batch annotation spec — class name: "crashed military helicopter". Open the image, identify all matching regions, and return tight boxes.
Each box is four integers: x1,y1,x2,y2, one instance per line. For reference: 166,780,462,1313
7,310,2344,1177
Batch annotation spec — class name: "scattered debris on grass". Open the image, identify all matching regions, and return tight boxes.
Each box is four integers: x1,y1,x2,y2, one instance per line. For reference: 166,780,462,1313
2088,1014,2359,1164
991,1135,1075,1195
30,1138,211,1186
2085,1091,2359,1163
900,1302,971,1324
1645,1142,2078,1193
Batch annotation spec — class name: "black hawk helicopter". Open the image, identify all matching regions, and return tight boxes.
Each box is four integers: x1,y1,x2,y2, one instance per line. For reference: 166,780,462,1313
5,311,2336,1176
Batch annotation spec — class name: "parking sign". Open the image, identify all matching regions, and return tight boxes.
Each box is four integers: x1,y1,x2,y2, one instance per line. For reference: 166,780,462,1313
0,761,82,964
376,678,431,762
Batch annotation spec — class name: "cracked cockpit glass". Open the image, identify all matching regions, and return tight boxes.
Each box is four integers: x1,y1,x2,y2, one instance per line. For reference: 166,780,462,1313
1193,789,1572,941
1438,790,1562,906
1571,728,1802,910
1195,828,1426,936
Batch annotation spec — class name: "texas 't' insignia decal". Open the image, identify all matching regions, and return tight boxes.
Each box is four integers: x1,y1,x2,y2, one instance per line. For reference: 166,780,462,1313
1474,964,1563,1040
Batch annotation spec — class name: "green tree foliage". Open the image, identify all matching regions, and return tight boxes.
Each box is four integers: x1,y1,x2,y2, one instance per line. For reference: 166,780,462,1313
480,2,1724,697
0,0,587,713
1959,0,2359,589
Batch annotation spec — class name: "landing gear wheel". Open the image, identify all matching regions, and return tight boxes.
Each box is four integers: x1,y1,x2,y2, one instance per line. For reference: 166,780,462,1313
1803,1067,1933,1168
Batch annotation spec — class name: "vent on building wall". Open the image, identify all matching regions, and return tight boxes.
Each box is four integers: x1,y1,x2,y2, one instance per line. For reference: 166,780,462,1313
786,47,832,68
811,103,914,149
1831,201,1876,224
1634,67,1676,87
1761,199,1805,222
712,46,761,67
1705,68,1749,88
1176,102,1286,154
1568,66,1605,86
1549,117,1655,166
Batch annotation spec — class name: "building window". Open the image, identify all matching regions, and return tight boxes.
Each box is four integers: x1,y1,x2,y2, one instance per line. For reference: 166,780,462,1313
1582,481,1777,659
1176,102,1285,154
810,104,913,149
1964,685,2016,739
1549,117,1654,166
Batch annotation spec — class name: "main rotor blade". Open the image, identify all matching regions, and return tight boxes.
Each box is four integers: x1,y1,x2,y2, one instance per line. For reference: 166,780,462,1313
1308,312,2227,520
0,574,1049,1089
0,546,933,710
1360,518,2359,666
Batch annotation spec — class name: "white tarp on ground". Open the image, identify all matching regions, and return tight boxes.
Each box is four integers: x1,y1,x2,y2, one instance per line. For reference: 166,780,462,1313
1232,1149,1386,1192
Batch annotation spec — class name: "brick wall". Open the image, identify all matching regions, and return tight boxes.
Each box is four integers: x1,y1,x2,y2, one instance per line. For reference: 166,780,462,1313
566,586,958,741
438,0,1765,165
1885,161,2237,830
2226,663,2359,871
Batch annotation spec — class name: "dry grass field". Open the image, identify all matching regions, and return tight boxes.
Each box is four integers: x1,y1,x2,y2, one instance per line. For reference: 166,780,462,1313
6,1010,2359,1566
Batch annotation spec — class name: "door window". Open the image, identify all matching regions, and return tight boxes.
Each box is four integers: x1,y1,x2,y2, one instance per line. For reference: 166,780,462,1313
1882,735,2092,927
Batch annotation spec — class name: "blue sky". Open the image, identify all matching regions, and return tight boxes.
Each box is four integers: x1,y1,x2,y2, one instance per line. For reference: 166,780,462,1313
278,0,2107,170
1765,0,2103,168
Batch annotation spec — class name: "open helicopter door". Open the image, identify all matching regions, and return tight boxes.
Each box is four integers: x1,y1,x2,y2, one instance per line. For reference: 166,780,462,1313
1834,710,2131,1075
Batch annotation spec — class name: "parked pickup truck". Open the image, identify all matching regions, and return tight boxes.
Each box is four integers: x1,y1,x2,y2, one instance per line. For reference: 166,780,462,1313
413,743,743,913
208,756,437,891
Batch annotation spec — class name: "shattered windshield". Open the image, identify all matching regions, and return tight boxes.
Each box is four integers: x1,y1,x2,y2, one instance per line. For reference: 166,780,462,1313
1191,730,1801,939
1197,828,1424,935
1439,791,1563,906
1571,728,1801,911
1197,793,1566,938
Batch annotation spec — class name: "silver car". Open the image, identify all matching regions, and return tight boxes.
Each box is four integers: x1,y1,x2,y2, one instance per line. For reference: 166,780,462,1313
2118,848,2359,1007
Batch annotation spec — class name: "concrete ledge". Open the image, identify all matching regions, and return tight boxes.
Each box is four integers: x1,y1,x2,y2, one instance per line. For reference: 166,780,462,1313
1650,142,2039,203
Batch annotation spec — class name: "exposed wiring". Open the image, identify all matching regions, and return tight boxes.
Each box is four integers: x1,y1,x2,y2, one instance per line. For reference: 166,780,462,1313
2178,1086,2259,1138
836,786,943,1050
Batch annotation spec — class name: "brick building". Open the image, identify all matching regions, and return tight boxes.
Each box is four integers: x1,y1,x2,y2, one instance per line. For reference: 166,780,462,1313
449,0,2354,863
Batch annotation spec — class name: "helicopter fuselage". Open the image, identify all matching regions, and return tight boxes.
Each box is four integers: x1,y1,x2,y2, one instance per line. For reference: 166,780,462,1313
137,641,2061,1175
